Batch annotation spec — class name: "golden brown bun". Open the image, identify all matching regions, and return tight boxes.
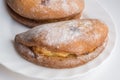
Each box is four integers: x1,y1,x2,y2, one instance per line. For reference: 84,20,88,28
7,0,84,20
15,19,108,68
6,0,84,27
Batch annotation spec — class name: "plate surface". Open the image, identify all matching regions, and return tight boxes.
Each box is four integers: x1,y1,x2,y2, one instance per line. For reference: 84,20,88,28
0,0,117,80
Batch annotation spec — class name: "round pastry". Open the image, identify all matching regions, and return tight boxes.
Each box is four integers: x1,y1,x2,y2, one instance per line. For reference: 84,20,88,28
6,0,84,27
15,19,108,68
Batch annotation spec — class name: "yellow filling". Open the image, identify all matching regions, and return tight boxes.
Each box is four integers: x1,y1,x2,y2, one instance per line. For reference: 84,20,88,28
32,47,72,57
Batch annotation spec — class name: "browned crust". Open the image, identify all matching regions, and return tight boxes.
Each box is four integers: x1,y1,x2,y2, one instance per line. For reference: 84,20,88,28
7,5,81,28
14,19,108,56
15,40,106,69
14,19,108,68
6,0,84,20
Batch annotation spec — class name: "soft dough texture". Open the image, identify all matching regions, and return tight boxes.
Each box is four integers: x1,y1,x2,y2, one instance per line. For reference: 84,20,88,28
6,0,84,27
7,0,84,20
15,19,108,68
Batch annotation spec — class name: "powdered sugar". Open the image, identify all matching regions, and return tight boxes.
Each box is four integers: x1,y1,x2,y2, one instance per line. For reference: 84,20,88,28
22,20,93,46
70,1,81,14
61,0,70,13
29,0,82,19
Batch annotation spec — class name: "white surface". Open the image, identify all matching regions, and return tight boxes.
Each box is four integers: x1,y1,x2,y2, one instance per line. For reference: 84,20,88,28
0,0,116,80
0,0,120,80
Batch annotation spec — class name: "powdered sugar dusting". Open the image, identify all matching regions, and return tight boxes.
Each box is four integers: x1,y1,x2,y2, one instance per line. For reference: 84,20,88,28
22,20,93,46
61,0,70,13
70,1,81,14
29,0,82,19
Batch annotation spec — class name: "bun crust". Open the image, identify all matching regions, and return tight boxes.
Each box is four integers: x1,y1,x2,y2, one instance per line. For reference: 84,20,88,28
15,41,106,68
15,19,108,68
7,5,81,27
7,0,84,20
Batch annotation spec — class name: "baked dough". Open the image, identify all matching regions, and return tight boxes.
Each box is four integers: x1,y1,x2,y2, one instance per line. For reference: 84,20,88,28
6,0,84,27
7,5,81,27
15,19,108,68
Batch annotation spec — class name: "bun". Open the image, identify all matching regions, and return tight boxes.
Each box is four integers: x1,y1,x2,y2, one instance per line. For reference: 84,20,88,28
15,19,108,68
7,0,84,27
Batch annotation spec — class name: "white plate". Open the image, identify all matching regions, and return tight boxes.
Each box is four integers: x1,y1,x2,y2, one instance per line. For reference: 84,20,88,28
0,0,117,80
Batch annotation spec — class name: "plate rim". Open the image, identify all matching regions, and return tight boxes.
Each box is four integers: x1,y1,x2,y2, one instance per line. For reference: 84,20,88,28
0,0,117,80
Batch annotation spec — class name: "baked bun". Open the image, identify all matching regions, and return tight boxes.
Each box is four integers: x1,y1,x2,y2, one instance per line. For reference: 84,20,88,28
6,0,84,27
15,19,108,68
